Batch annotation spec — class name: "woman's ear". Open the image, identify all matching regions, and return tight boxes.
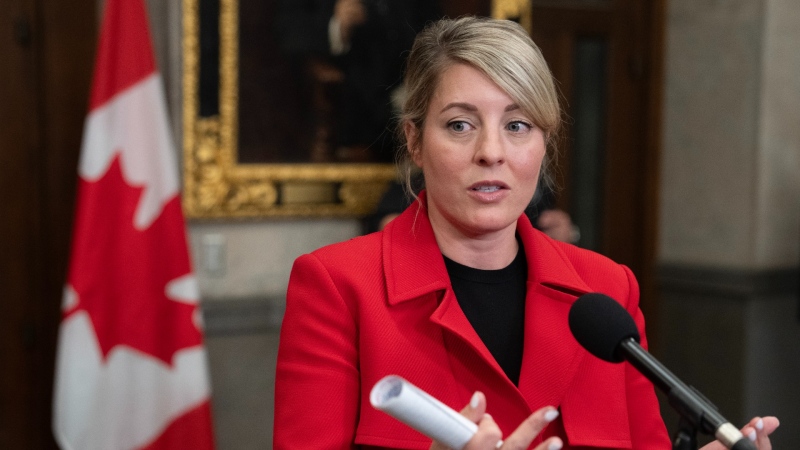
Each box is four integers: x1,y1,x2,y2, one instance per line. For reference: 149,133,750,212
404,120,423,168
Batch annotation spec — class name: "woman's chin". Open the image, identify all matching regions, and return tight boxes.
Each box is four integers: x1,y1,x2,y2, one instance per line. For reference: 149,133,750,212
458,215,519,238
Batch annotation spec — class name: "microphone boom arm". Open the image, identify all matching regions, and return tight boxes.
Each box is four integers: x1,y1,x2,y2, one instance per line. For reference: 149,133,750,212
619,338,754,450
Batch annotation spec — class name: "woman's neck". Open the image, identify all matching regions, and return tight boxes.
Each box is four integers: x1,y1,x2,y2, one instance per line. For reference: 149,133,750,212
430,219,520,270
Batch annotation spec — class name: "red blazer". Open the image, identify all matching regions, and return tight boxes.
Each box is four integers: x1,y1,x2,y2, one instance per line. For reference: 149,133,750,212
274,195,670,449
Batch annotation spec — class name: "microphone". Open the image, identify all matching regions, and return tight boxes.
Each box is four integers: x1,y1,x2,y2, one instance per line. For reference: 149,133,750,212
568,293,756,450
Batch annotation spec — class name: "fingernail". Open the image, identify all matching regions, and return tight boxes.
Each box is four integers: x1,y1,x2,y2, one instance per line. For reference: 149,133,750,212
544,409,560,422
548,440,563,450
748,430,756,442
756,418,764,430
470,392,480,409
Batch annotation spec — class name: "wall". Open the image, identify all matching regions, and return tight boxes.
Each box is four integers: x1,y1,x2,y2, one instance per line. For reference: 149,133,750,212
658,0,800,446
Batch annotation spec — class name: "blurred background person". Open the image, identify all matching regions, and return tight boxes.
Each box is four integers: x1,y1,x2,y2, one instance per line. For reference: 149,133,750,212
275,0,442,162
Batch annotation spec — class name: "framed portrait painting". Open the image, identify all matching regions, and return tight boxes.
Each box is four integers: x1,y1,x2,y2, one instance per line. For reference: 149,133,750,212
182,0,527,218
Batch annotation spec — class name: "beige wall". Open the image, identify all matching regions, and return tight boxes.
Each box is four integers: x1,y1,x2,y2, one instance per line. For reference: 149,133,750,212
189,219,361,299
659,0,800,269
754,0,800,267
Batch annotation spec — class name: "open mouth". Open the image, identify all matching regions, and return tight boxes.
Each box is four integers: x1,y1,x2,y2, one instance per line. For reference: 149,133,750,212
469,181,509,193
472,185,502,193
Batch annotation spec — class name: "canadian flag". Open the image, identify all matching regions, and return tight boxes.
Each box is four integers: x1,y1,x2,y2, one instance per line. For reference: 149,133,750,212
52,0,215,449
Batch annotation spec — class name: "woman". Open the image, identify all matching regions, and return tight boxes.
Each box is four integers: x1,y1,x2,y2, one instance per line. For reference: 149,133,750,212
274,17,778,450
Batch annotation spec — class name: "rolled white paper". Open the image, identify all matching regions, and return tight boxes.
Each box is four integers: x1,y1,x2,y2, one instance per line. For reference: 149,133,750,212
370,375,478,450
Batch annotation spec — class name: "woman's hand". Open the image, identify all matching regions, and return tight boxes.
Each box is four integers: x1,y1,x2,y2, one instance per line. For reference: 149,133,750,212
699,417,780,450
430,391,562,450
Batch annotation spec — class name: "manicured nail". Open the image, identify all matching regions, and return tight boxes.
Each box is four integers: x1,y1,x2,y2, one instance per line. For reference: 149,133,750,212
548,440,563,450
748,430,756,442
756,418,764,430
470,392,480,409
544,409,559,422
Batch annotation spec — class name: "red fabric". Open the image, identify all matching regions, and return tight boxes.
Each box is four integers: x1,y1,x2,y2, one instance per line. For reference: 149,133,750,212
53,0,215,448
65,154,201,365
274,192,671,449
141,401,215,450
89,0,156,110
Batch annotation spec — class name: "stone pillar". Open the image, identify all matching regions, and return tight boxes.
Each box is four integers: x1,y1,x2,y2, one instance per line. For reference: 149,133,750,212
658,0,800,446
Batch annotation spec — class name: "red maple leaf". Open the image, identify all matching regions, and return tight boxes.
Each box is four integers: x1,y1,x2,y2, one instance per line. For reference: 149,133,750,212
66,154,202,366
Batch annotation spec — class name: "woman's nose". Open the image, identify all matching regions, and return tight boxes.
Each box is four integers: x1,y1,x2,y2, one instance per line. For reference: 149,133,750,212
473,129,505,166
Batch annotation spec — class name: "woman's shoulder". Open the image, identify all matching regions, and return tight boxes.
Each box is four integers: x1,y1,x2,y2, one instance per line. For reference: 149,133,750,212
551,238,621,271
312,230,382,255
299,230,384,270
532,230,636,299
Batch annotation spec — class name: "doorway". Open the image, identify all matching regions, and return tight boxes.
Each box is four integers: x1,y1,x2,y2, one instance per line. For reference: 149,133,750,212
528,0,666,320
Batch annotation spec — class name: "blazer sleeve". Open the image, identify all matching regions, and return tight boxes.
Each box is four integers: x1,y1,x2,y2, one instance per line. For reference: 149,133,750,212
274,253,360,450
622,265,672,449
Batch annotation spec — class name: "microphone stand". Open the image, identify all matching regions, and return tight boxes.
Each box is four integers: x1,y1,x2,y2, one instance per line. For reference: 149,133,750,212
620,339,756,450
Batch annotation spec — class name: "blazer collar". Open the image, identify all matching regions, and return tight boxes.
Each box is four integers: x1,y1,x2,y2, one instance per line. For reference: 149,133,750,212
382,194,593,406
516,210,594,409
381,197,634,443
382,192,592,303
382,192,450,305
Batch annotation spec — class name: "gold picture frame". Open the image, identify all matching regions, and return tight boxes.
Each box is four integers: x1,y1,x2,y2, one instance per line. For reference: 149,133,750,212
182,0,397,219
181,0,529,219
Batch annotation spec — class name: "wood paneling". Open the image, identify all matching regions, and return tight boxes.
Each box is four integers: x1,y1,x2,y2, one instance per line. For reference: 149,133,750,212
0,0,95,447
529,0,666,326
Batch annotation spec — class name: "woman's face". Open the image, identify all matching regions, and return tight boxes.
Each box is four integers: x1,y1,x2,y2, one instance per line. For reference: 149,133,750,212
408,63,545,239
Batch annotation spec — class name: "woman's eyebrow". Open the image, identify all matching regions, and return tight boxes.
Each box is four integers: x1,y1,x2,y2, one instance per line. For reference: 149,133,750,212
440,102,477,113
439,102,521,113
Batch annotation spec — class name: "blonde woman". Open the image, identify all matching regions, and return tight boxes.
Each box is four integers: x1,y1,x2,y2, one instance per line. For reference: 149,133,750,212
274,17,778,450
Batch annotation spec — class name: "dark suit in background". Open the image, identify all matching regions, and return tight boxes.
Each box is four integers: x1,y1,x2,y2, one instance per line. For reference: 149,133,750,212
275,0,442,162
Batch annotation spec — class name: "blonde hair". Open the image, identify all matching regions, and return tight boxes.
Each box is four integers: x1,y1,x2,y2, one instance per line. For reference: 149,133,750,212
397,16,561,198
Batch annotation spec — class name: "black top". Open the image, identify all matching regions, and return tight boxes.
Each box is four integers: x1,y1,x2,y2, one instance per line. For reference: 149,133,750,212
443,242,528,385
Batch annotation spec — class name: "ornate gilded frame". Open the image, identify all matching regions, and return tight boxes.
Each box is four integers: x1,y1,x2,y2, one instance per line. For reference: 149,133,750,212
182,0,530,219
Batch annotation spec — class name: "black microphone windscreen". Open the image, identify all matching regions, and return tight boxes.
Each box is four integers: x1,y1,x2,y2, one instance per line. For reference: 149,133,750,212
568,293,641,363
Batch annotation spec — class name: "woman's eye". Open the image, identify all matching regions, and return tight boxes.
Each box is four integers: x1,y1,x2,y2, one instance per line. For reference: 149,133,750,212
507,121,532,133
448,121,471,132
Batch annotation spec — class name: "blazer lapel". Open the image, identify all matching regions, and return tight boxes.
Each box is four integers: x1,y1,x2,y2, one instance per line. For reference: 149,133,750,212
382,194,448,306
429,289,507,378
516,216,592,410
383,199,596,413
381,205,641,446
383,194,511,382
